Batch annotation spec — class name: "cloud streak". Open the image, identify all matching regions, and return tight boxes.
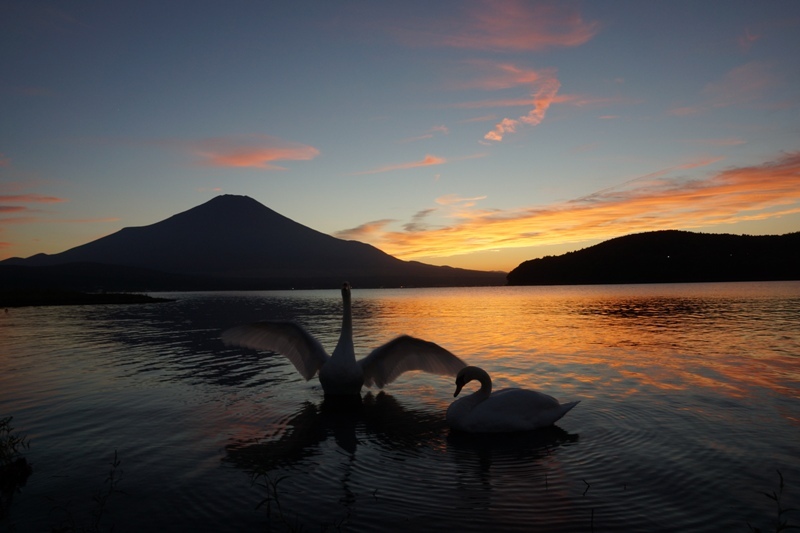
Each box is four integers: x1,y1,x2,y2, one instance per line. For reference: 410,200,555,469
484,75,561,141
190,135,320,170
354,154,446,175
0,194,66,204
340,151,800,262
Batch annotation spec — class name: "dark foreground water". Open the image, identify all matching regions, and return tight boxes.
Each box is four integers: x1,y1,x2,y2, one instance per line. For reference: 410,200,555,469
1,282,798,532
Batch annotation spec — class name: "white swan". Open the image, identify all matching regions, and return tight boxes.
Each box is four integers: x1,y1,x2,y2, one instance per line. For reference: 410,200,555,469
222,282,466,396
446,366,579,433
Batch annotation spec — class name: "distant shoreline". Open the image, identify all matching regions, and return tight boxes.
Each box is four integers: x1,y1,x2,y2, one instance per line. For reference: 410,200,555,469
0,288,173,308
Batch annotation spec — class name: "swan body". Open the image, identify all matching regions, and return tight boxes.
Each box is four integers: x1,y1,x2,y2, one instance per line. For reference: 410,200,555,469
222,282,466,396
446,366,579,433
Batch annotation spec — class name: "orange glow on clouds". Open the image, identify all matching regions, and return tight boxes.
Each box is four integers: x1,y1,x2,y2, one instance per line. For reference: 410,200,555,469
335,151,800,262
485,75,561,141
192,134,319,169
355,154,446,175
0,194,66,204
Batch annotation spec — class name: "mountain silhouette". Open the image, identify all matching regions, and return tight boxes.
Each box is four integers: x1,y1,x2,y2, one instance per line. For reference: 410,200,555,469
507,230,800,285
1,195,505,290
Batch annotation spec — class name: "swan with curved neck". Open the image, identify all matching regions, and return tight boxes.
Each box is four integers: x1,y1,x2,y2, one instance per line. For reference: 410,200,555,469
222,282,466,396
446,366,579,433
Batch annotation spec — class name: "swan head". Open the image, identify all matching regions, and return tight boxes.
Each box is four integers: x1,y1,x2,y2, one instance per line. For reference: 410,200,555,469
453,366,490,397
341,282,351,296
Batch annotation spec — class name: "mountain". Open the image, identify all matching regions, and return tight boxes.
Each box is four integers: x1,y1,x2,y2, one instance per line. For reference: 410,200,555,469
1,195,505,290
507,230,800,286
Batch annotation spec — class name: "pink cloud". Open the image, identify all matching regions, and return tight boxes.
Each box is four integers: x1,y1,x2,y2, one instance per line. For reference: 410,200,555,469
191,135,320,170
439,1,599,51
354,154,446,175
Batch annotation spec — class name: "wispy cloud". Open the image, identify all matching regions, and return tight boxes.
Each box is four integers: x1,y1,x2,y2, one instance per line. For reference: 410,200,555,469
190,134,320,170
0,194,66,204
704,61,778,108
738,28,760,52
341,151,800,261
436,1,599,52
435,194,487,207
0,206,29,214
485,76,561,141
334,219,396,241
451,60,626,141
685,138,747,147
354,154,446,175
398,125,450,143
669,61,781,116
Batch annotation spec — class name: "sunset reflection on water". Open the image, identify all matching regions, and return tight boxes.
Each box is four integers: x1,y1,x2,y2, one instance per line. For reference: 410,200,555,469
343,283,799,403
1,281,798,532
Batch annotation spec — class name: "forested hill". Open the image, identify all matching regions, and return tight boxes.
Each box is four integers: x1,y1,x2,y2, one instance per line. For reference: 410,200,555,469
507,230,800,286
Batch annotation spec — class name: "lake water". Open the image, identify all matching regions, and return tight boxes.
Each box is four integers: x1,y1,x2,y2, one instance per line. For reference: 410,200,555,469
1,282,799,532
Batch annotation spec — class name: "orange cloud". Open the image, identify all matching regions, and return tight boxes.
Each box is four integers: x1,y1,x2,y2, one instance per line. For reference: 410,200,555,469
334,219,395,241
341,151,800,261
0,206,29,214
484,74,561,141
439,1,599,51
354,154,446,175
0,194,66,204
191,135,319,170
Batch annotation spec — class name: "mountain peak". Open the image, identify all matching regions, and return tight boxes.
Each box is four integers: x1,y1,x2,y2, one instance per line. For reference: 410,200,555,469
1,195,505,289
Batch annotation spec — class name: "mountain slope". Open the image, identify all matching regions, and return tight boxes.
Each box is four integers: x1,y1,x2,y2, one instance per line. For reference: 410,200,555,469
507,230,800,286
2,195,505,289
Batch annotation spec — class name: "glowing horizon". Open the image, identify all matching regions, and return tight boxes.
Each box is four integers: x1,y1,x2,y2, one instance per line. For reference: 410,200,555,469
1,1,798,271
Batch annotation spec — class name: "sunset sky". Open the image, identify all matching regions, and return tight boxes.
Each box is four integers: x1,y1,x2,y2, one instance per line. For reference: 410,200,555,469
2,1,799,272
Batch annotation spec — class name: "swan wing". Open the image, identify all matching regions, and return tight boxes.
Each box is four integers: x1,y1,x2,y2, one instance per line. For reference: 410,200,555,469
221,321,330,380
359,335,466,388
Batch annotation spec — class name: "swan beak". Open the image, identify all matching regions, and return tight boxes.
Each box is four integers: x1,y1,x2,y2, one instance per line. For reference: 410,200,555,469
453,383,463,397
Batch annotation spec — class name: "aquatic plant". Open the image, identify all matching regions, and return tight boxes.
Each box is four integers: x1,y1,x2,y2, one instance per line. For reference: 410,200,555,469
0,416,32,518
48,450,124,533
251,470,352,532
748,470,798,533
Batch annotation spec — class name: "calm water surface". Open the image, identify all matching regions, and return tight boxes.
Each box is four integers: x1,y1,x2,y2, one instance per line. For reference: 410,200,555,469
1,282,798,532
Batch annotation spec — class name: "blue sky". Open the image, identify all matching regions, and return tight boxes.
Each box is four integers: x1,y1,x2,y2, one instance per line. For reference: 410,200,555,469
2,1,799,271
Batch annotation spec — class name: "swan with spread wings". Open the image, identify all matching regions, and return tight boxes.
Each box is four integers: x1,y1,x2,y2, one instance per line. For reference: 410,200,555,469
222,282,466,396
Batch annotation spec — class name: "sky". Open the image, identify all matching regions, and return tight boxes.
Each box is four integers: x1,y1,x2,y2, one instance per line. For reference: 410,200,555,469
1,1,799,273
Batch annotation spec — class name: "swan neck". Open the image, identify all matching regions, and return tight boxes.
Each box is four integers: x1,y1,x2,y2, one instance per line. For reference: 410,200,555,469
476,370,492,396
333,286,355,362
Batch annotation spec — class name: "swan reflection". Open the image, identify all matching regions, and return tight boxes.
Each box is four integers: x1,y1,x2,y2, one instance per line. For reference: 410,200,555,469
225,391,446,472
